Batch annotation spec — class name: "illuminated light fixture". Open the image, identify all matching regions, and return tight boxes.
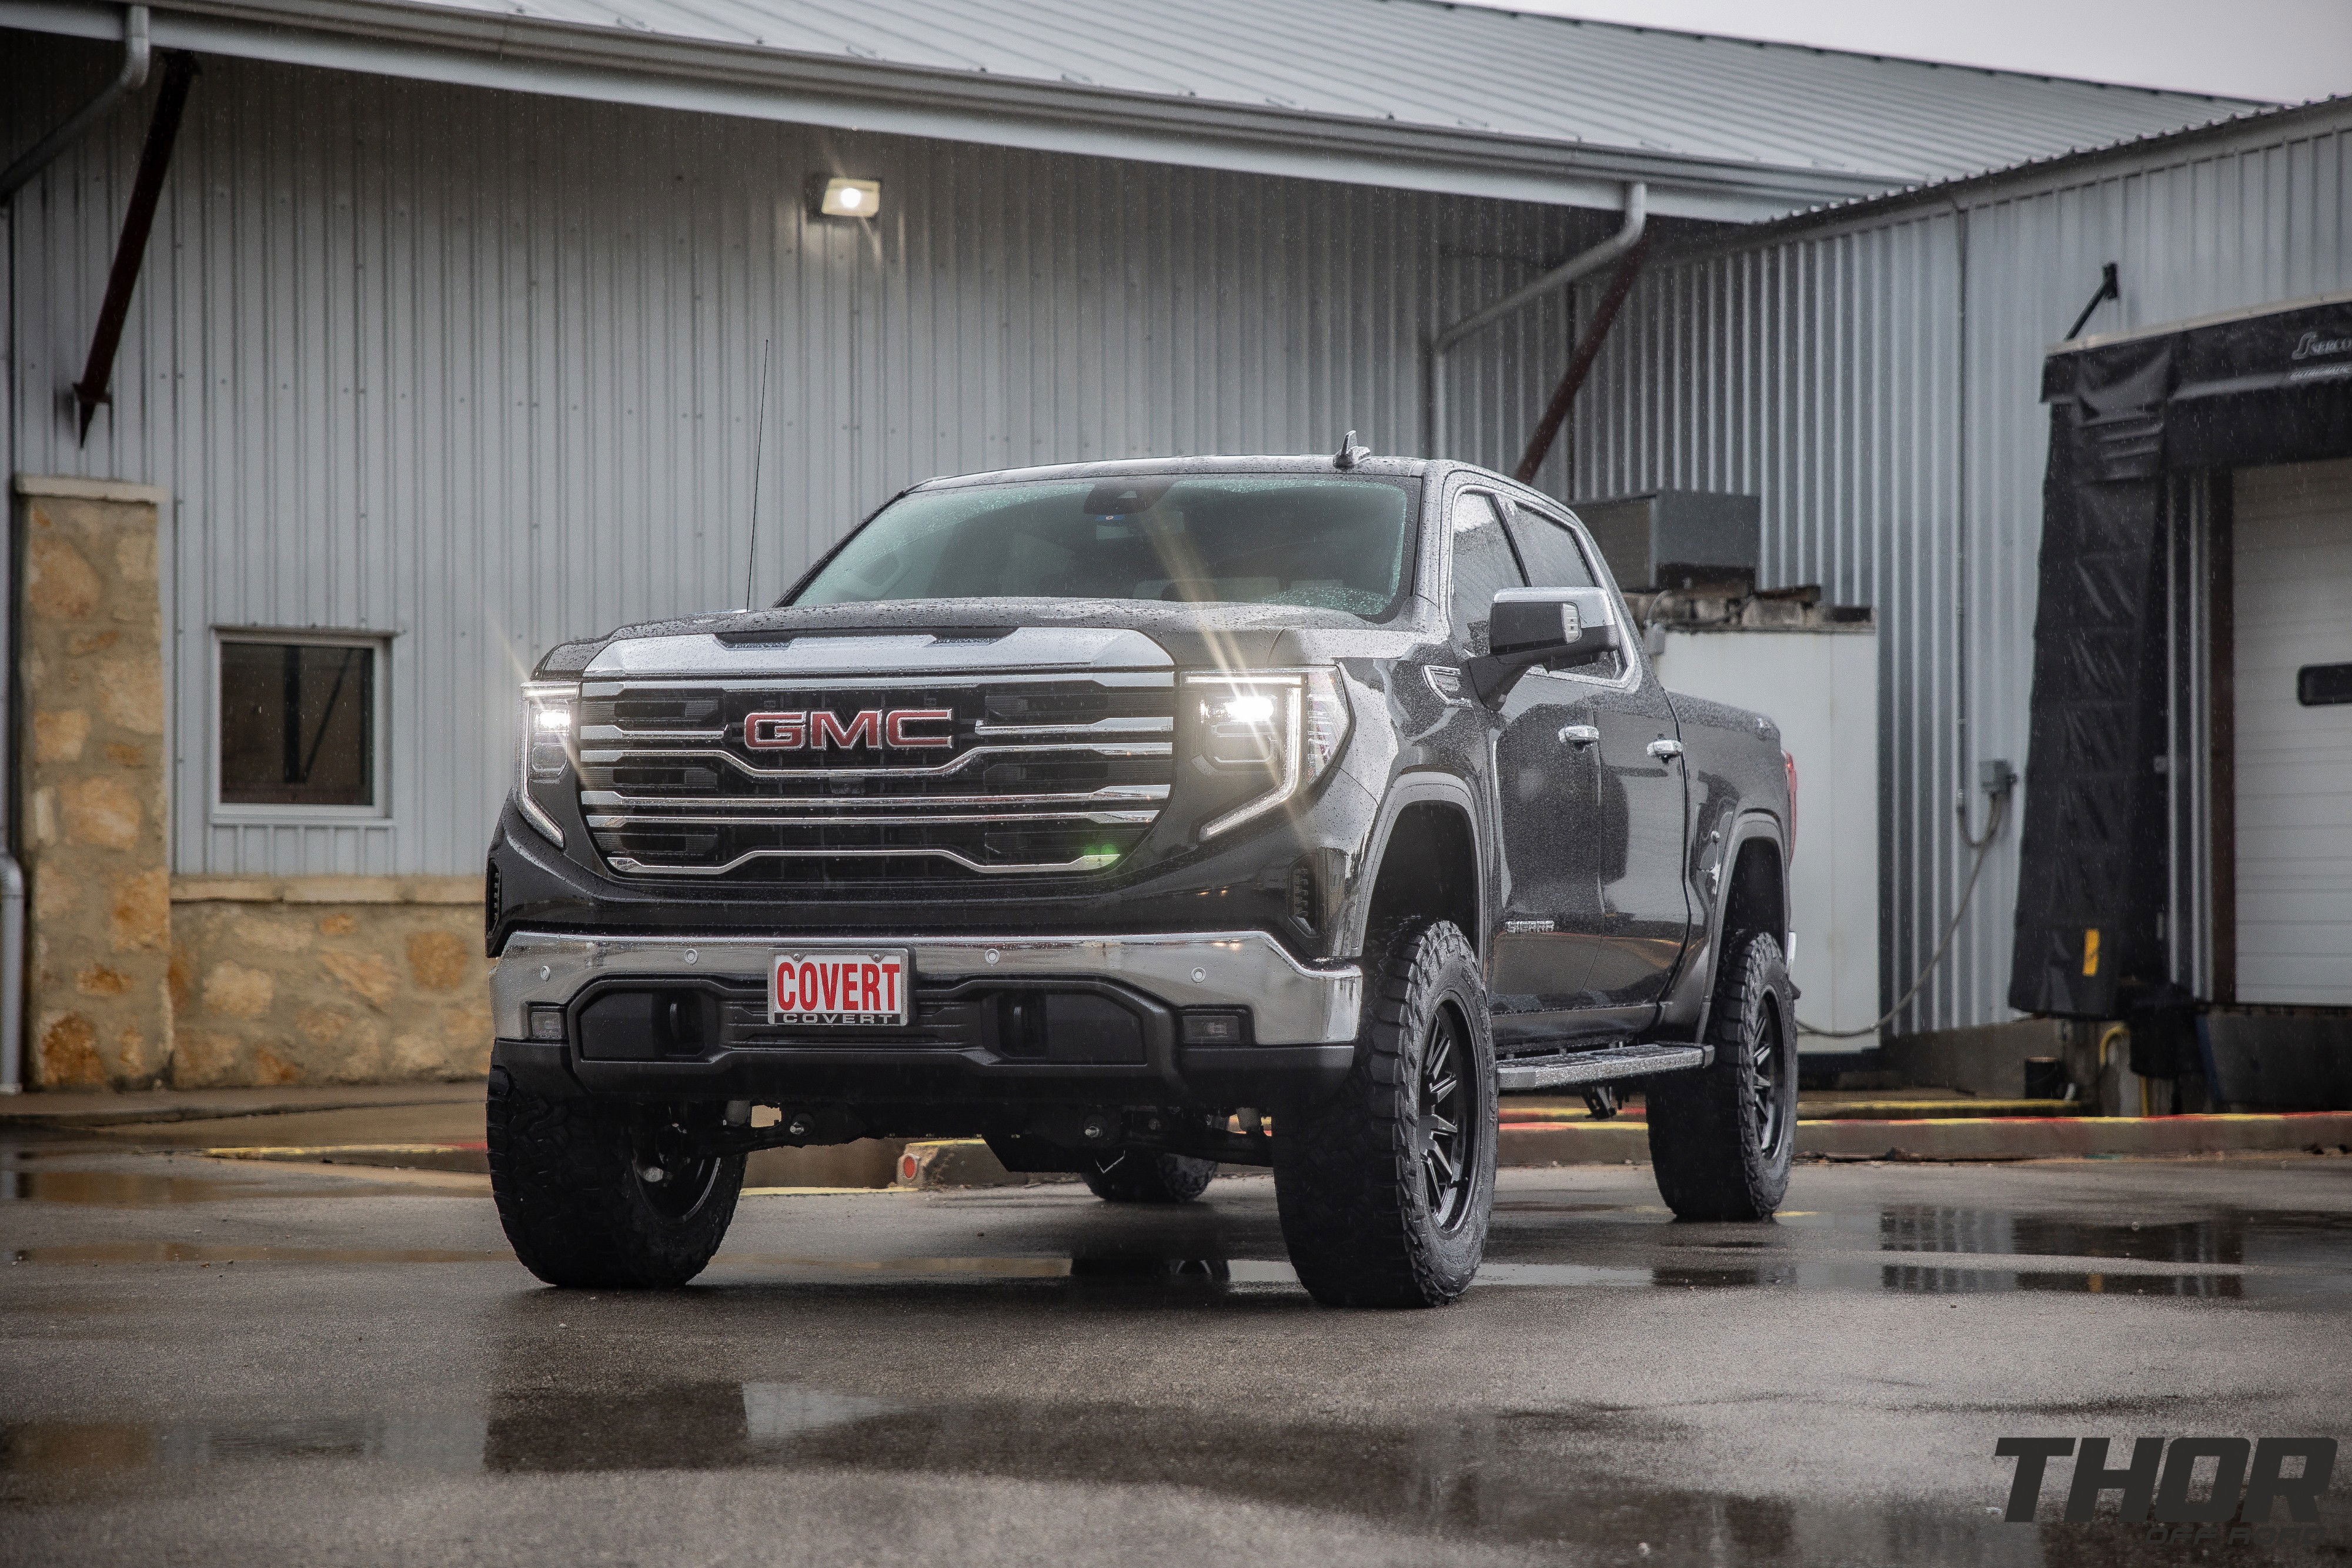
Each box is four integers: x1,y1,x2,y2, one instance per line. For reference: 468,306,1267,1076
810,176,883,219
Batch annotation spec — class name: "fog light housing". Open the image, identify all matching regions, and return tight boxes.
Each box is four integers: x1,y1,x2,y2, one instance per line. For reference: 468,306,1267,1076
526,1004,567,1042
1180,1009,1251,1047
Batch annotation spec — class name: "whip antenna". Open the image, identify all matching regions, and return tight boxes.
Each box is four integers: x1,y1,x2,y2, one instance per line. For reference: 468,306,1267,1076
743,337,773,610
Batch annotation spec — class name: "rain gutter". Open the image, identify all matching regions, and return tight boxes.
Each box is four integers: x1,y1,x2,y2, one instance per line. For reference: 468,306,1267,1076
1425,181,1647,459
0,3,149,205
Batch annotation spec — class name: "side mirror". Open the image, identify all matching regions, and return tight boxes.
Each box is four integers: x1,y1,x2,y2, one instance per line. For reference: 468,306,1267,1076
1468,587,1619,704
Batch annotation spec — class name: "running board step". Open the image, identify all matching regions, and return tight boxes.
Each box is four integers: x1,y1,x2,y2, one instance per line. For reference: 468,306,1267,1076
1495,1041,1712,1093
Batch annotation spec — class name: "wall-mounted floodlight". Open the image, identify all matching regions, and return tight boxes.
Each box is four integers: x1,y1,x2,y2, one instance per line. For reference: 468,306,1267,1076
810,176,882,219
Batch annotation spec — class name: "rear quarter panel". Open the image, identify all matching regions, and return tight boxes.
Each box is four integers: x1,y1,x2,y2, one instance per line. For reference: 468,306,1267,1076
1661,691,1791,1031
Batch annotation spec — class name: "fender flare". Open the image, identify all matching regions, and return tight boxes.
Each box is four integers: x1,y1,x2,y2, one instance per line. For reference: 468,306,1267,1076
1678,808,1790,1045
1339,770,1488,961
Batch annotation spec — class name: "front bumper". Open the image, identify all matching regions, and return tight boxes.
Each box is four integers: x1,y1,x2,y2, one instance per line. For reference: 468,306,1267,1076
490,928,1362,1106
495,928,1361,1045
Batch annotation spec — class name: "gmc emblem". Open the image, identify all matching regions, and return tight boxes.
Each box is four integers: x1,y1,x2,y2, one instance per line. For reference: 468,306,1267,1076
744,708,953,751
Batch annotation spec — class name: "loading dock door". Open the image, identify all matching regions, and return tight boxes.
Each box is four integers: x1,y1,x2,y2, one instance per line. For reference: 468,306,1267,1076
2234,457,2352,1005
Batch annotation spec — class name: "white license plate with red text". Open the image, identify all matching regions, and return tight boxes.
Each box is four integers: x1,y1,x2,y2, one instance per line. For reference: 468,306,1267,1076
770,951,911,1026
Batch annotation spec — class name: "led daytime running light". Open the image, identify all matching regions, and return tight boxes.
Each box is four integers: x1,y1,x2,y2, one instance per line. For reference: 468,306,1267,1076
518,681,576,847
1188,669,1351,838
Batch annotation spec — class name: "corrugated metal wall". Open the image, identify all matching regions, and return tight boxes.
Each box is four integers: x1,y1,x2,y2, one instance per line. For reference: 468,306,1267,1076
4,39,1601,877
1568,108,2352,1037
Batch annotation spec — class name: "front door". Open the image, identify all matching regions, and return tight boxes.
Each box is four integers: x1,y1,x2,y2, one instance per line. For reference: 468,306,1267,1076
1448,489,1593,1031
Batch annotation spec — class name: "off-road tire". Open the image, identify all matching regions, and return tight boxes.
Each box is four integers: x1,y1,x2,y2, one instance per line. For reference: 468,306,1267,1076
1645,931,1796,1221
1081,1151,1218,1203
487,1070,746,1287
1272,918,1497,1308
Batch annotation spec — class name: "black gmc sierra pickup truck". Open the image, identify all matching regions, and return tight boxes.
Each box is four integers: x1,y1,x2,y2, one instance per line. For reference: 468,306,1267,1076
484,446,1797,1308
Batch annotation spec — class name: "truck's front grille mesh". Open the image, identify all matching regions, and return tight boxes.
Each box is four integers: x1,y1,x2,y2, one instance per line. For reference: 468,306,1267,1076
574,673,1174,881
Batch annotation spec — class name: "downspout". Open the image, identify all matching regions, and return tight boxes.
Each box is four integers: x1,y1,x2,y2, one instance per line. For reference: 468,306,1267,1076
1,859,18,1094
0,5,152,207
1426,181,1646,460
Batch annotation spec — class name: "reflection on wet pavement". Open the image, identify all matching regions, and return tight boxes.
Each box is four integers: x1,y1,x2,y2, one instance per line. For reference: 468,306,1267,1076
13,1381,2341,1565
0,1383,2042,1562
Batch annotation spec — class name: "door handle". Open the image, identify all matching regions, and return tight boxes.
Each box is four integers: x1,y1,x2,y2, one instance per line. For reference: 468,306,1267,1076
1646,737,1685,761
1558,724,1600,748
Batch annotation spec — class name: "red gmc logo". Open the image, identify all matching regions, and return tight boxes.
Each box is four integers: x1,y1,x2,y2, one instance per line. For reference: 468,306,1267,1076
744,708,953,751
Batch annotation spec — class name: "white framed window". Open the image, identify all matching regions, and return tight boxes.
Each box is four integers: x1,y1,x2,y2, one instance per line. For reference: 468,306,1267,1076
211,629,390,821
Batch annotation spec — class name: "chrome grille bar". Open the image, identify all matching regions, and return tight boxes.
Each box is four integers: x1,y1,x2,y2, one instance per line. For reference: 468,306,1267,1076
579,741,1169,780
587,810,1160,828
606,845,1127,877
580,670,1175,881
580,783,1168,811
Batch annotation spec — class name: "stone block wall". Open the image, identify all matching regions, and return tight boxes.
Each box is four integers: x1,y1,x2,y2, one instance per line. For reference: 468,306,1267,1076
168,878,492,1085
15,477,173,1088
13,474,493,1091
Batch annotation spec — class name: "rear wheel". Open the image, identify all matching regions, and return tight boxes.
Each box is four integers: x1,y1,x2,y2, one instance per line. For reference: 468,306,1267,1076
487,1071,744,1287
1646,931,1796,1221
1081,1151,1217,1203
1273,918,1496,1308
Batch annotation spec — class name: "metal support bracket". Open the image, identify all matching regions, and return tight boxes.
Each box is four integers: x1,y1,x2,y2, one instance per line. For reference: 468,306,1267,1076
2063,261,2121,342
71,49,197,445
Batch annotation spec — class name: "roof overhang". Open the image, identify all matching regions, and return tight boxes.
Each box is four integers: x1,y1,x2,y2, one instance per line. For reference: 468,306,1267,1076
1,0,1900,220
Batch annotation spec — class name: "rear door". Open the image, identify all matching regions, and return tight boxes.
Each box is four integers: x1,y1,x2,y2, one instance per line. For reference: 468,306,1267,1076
1506,502,1692,1009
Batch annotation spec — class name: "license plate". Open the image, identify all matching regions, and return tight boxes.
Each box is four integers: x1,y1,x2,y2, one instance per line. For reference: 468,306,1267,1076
770,951,911,1026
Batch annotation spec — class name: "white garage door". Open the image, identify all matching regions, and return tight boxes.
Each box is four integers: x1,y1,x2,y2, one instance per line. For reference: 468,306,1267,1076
2234,457,2352,1006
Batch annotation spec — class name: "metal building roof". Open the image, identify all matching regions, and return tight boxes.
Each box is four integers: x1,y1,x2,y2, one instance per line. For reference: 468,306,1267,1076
5,0,2267,218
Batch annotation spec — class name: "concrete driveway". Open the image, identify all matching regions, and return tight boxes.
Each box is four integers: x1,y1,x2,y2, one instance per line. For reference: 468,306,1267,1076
2,1133,2347,1566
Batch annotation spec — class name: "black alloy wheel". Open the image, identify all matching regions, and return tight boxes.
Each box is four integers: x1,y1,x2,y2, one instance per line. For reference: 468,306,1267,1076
1745,997,1789,1164
633,1112,730,1224
1418,1002,1478,1232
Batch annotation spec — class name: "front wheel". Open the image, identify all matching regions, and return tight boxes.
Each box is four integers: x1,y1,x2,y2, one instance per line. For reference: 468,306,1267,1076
1645,931,1796,1221
487,1072,745,1287
1272,919,1497,1308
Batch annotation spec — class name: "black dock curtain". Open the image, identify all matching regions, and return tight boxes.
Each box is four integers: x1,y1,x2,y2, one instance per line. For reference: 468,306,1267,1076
2010,298,2352,1018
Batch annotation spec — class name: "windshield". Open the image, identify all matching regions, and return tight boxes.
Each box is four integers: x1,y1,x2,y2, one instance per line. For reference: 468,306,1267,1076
789,474,1418,621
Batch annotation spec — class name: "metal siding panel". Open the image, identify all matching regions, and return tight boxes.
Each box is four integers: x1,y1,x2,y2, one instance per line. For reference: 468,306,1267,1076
1566,113,2352,1037
6,45,1593,877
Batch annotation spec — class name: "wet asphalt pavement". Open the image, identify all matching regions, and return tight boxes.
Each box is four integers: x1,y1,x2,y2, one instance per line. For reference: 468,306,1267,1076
2,1134,2348,1567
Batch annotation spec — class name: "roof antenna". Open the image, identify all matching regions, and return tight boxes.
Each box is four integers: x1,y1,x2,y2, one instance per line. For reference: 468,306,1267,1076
742,336,772,610
1332,429,1371,470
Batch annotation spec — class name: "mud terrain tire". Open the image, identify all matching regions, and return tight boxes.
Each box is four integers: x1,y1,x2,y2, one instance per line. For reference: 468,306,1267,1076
1272,918,1497,1308
1646,931,1796,1222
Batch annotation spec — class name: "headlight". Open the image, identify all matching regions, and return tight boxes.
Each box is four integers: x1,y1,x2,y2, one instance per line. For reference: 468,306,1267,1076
1186,668,1351,838
517,682,575,847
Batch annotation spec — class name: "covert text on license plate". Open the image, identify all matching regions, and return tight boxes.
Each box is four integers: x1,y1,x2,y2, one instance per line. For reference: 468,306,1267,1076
770,951,911,1025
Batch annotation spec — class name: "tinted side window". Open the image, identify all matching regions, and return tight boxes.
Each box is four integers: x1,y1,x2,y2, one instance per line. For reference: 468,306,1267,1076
1504,507,1597,589
1448,492,1526,654
1508,506,1628,680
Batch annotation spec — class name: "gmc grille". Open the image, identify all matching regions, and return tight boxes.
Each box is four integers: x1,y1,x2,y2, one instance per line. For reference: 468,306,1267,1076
574,672,1174,882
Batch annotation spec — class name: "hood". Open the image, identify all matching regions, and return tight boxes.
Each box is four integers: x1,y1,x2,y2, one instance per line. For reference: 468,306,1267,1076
536,597,1425,680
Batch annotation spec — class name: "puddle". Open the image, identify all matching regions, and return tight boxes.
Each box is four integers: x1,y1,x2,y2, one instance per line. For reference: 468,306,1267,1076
1877,1207,2250,1265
